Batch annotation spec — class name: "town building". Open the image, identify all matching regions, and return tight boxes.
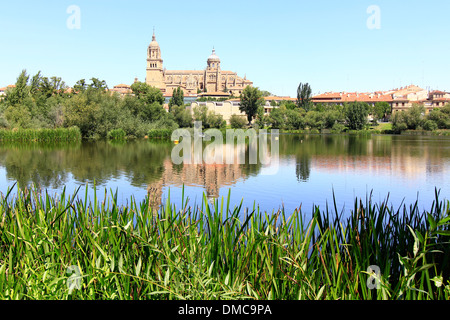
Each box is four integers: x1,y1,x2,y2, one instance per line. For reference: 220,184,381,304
311,85,450,114
145,32,253,96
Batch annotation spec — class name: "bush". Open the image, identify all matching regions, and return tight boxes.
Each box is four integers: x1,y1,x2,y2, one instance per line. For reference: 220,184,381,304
285,109,305,130
305,111,324,130
205,111,226,129
423,120,438,131
107,128,126,140
171,105,193,128
229,114,247,129
331,123,346,133
0,127,81,142
345,102,369,130
147,129,173,139
268,107,286,129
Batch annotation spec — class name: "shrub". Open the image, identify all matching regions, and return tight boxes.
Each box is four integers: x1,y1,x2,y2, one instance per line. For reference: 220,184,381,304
285,109,305,130
147,129,173,139
345,102,369,130
331,123,346,133
229,114,247,129
205,111,225,129
107,128,126,140
423,120,438,131
268,107,286,129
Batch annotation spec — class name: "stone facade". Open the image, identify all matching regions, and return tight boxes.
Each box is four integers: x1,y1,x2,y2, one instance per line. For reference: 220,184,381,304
145,32,253,96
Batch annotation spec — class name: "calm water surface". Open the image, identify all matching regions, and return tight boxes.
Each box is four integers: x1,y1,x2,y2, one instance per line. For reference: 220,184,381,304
0,134,449,215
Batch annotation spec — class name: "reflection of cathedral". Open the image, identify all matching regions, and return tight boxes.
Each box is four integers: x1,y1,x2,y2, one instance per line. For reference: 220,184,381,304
147,159,246,209
147,141,266,208
145,32,253,95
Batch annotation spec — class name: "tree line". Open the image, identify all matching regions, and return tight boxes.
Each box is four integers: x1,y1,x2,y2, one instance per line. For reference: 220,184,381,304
235,83,392,132
2,72,448,137
0,70,227,139
236,83,449,132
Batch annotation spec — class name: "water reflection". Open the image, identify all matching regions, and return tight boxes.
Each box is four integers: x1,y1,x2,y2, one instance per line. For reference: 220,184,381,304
0,134,449,213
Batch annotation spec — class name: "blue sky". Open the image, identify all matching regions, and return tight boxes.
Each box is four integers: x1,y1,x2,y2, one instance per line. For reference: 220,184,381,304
1,0,449,97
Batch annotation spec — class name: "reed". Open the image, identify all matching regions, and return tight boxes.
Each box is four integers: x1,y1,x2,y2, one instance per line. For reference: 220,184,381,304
107,128,126,140
0,127,81,142
0,184,448,300
147,129,173,139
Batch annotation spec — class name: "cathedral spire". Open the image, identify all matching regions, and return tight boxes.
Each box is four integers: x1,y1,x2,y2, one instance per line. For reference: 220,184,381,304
152,27,156,41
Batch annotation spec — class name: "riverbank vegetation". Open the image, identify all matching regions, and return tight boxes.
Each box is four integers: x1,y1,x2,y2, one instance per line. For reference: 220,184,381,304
0,127,81,142
0,70,191,140
2,71,449,140
0,184,449,300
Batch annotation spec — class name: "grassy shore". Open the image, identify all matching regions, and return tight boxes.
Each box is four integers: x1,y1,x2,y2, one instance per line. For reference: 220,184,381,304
0,127,81,142
0,184,449,300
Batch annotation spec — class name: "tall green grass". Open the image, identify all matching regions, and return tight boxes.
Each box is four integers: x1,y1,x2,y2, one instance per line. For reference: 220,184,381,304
147,129,173,139
107,128,126,140
0,127,81,142
0,184,449,300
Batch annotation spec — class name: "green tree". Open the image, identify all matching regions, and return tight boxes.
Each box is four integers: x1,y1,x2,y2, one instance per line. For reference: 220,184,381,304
131,81,164,105
345,102,369,130
169,87,184,112
229,114,247,129
255,106,265,128
268,107,286,129
391,112,408,133
193,105,208,126
285,108,305,130
206,111,225,129
404,104,425,129
373,101,391,121
5,70,30,106
73,79,88,93
427,107,450,129
296,82,313,111
239,86,265,125
88,78,108,91
171,104,193,128
305,111,324,130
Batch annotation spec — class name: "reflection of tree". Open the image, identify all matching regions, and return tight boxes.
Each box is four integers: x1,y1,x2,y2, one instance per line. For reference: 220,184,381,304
0,140,172,190
296,154,311,182
0,142,79,189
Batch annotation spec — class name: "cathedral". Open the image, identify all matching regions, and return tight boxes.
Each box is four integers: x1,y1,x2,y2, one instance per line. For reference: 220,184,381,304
145,32,253,96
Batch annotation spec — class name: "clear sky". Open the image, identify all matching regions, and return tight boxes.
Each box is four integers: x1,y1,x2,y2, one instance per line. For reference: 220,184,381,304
1,0,449,97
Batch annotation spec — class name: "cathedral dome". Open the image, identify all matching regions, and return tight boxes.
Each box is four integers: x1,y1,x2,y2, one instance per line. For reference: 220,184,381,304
149,33,159,48
207,48,220,62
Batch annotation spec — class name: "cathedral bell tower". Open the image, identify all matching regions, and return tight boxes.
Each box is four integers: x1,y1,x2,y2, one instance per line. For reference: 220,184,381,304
146,31,166,92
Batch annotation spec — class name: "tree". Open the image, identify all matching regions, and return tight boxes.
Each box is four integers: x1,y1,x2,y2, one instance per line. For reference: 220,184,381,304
268,107,286,129
344,102,369,130
193,105,208,126
74,79,87,93
29,71,42,95
131,81,164,105
260,90,272,97
373,101,391,121
285,108,305,130
296,82,313,111
6,69,30,105
89,78,108,91
169,87,184,111
239,86,265,125
229,114,247,129
171,104,193,128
